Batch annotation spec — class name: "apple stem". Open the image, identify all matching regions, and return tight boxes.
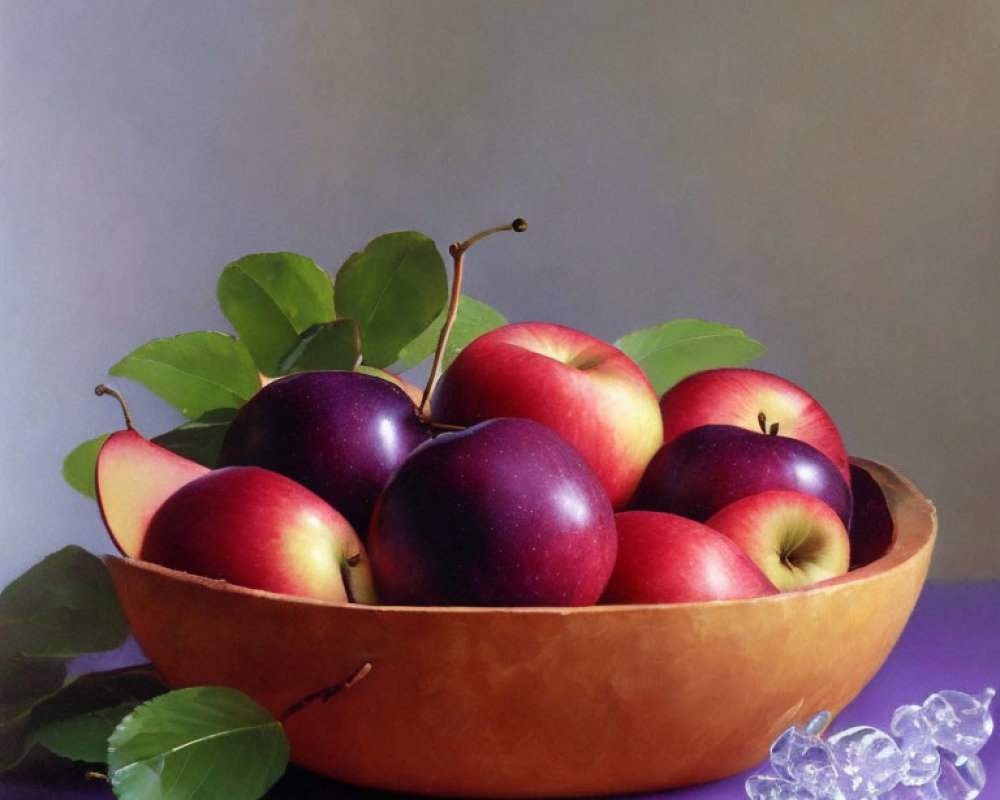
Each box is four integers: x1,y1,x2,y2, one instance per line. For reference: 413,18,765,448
95,384,135,431
417,218,528,421
757,411,779,436
427,420,467,432
279,661,373,723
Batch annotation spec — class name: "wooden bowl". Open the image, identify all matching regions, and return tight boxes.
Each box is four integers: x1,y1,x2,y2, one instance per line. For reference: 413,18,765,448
106,458,935,798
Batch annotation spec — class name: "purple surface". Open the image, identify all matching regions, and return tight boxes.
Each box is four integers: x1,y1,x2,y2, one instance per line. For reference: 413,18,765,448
3,581,998,800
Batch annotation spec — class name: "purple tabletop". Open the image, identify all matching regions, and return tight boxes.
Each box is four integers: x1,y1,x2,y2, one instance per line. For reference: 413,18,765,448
3,581,998,800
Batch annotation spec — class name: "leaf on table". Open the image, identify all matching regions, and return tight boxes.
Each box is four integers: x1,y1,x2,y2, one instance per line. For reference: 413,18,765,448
217,252,336,378
108,686,289,800
278,318,361,374
334,231,448,368
0,546,128,660
396,295,507,371
151,408,239,468
109,331,259,419
62,434,111,498
615,319,766,395
30,665,166,764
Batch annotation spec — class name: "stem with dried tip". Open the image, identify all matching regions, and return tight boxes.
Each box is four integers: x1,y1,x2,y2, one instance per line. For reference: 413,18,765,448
418,218,528,420
95,384,135,431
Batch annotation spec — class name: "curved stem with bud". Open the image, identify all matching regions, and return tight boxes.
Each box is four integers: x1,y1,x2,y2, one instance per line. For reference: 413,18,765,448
417,218,528,421
95,384,135,431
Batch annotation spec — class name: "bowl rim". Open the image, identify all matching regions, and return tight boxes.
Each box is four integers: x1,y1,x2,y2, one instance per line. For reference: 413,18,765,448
105,456,936,616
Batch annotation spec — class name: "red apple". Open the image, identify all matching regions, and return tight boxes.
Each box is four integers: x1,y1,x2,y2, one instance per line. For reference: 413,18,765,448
140,466,376,604
658,368,850,485
601,511,778,604
706,491,850,591
96,429,209,557
431,322,663,508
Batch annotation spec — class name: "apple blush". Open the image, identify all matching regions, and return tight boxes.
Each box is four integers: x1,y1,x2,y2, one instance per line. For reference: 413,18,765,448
368,417,618,606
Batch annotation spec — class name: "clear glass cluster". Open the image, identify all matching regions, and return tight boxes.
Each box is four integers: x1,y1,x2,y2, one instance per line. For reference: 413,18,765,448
746,688,995,800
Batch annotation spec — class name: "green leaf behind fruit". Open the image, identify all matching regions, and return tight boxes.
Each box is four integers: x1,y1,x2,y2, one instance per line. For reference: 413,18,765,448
62,434,110,498
278,318,361,374
29,666,166,764
615,319,766,395
0,658,67,770
397,295,507,371
217,252,336,377
334,232,448,368
0,546,127,660
108,686,289,800
109,332,259,419
0,658,67,727
151,408,239,468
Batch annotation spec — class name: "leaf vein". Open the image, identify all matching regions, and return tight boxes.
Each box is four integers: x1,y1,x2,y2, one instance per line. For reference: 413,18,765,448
113,357,251,406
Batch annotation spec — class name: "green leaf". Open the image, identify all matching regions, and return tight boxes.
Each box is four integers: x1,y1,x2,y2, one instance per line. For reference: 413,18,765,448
151,408,239,468
108,686,289,800
334,232,448,368
0,714,33,771
397,295,507,371
62,434,110,498
30,666,166,764
109,332,259,419
0,657,67,726
36,701,136,764
278,318,361,374
0,546,128,659
217,252,336,377
615,319,767,395
0,655,67,769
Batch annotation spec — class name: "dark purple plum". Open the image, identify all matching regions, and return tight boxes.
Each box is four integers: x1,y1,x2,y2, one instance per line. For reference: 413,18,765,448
848,463,894,568
368,417,617,607
219,371,432,537
629,424,853,527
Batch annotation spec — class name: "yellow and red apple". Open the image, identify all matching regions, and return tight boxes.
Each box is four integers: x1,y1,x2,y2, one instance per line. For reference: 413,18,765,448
431,322,663,508
140,466,376,603
706,490,851,591
658,368,851,485
95,427,375,603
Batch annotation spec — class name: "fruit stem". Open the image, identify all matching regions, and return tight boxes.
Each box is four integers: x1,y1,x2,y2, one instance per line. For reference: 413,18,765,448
95,384,135,431
757,411,779,436
279,662,373,723
417,218,528,421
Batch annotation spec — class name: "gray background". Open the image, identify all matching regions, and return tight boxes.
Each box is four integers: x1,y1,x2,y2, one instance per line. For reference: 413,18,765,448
2,1,998,586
